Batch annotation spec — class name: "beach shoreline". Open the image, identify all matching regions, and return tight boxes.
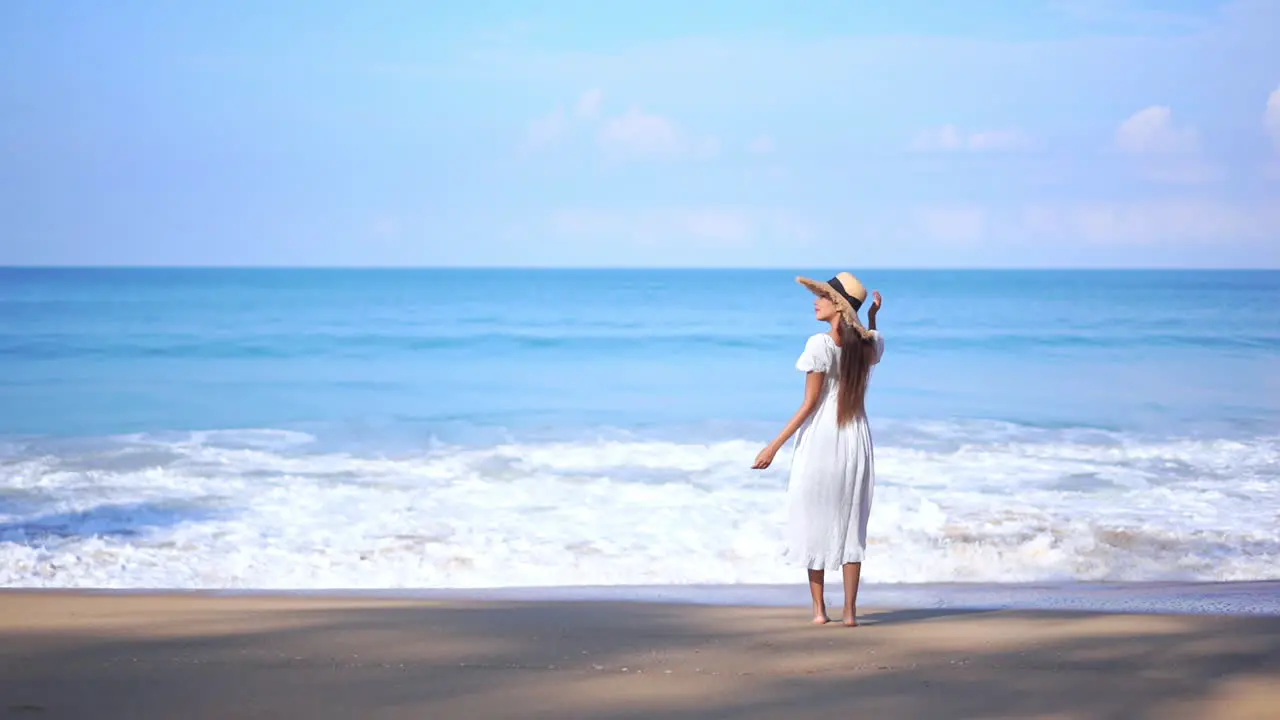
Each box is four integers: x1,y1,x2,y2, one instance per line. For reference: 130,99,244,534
7,579,1279,616
3,589,1280,718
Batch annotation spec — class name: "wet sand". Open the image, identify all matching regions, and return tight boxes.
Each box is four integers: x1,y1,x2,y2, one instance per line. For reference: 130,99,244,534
2,591,1279,719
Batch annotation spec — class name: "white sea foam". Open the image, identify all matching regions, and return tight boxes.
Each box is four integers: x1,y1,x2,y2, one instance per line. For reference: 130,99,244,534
1,426,1278,589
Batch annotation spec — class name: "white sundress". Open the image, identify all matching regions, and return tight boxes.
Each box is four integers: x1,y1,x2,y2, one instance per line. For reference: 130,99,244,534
783,330,886,571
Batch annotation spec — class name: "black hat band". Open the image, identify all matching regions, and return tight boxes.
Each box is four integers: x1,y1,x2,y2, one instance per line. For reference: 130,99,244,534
827,276,863,311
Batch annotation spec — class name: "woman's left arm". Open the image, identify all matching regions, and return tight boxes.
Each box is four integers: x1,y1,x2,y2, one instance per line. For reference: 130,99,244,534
868,290,882,331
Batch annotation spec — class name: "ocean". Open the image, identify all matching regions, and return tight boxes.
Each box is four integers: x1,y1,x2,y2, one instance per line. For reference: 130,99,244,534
1,268,1278,590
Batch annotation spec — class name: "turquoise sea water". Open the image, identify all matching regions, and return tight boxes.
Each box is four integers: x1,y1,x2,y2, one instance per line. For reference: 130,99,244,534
1,268,1278,589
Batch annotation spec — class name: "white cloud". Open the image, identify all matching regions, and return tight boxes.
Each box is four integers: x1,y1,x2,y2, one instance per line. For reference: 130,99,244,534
1115,106,1198,154
913,205,988,245
694,136,721,159
1048,0,1207,31
669,209,754,245
1113,105,1220,183
1267,86,1280,147
369,215,400,239
575,89,604,120
597,109,681,155
522,108,565,152
911,125,962,151
890,200,1280,250
967,130,1033,151
597,108,690,157
1020,201,1280,245
522,93,719,160
910,125,1031,152
1137,162,1222,184
551,207,812,248
519,89,602,153
747,135,775,154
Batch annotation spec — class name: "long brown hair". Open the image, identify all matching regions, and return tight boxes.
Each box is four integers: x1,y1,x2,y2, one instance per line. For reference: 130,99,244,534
835,321,876,426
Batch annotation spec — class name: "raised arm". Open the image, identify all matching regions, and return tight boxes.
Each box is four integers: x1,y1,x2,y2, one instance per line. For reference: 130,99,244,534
752,371,825,469
868,290,882,331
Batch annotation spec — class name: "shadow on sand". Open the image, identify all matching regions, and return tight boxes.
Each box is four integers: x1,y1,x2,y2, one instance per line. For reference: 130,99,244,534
2,596,1278,719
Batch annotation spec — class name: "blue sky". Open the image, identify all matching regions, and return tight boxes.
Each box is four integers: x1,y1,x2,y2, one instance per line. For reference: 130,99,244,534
2,0,1278,268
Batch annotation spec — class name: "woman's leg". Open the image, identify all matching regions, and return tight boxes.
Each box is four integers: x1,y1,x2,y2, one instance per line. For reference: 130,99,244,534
841,562,861,626
807,569,829,624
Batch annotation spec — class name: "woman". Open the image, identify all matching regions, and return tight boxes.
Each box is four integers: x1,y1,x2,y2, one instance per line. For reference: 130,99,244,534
753,272,884,626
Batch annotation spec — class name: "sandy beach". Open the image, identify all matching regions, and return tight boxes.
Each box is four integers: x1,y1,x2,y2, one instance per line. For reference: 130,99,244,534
2,592,1279,719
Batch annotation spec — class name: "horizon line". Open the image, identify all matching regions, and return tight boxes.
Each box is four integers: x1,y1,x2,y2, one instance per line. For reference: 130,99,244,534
2,265,1277,272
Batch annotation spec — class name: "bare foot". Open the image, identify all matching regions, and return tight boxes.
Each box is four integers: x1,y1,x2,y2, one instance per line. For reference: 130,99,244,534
842,612,858,627
812,614,831,625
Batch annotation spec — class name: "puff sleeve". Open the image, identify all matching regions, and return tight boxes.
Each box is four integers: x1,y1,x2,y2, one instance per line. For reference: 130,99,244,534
795,333,833,373
870,330,885,365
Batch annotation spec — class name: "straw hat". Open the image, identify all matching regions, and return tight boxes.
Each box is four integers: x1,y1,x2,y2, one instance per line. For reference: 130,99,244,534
796,271,871,333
